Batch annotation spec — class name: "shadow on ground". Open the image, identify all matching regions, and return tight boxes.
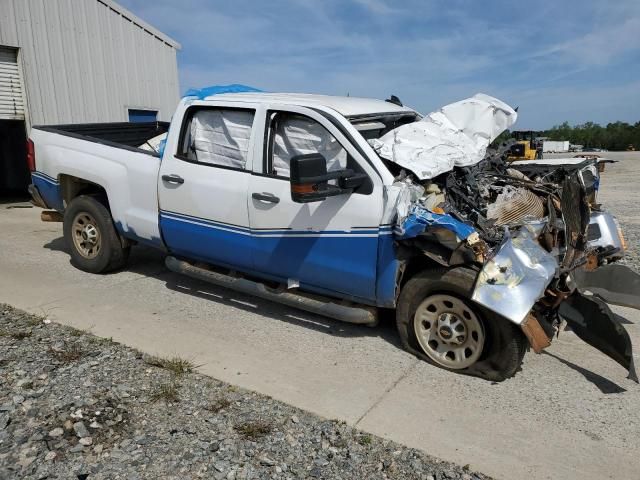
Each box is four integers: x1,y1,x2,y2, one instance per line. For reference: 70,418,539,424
543,351,626,394
43,236,401,345
44,235,632,391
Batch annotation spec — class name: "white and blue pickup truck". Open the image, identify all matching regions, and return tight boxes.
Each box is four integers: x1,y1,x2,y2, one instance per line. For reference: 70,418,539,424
27,88,639,382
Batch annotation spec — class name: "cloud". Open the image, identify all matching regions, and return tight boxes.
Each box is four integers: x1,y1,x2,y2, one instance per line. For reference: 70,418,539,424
534,17,640,67
117,0,640,127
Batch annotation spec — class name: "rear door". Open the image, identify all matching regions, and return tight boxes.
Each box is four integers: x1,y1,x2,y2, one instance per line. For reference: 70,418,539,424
248,106,385,302
158,103,258,271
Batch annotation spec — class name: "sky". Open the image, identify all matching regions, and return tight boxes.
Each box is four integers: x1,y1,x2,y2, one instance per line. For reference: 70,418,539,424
117,0,640,130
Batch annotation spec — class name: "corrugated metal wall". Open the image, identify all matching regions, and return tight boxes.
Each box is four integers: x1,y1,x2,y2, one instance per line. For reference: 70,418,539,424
0,0,180,126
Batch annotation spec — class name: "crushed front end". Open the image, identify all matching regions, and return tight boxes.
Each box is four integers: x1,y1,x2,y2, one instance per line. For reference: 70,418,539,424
374,96,638,381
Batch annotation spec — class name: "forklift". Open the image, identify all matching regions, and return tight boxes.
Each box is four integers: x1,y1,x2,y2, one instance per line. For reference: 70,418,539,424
506,130,543,161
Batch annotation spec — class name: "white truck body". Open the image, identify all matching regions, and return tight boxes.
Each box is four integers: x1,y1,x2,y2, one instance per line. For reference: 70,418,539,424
27,91,639,382
29,94,414,306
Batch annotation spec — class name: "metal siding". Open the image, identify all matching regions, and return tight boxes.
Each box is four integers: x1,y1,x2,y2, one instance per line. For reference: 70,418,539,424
13,0,44,124
75,0,99,122
31,0,60,123
0,0,180,126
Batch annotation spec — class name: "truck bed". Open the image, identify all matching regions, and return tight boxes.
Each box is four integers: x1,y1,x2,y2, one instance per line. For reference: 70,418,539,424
33,122,170,156
29,121,169,245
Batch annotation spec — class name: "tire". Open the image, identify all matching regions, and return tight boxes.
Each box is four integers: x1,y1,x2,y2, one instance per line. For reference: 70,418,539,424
63,195,130,273
396,267,527,381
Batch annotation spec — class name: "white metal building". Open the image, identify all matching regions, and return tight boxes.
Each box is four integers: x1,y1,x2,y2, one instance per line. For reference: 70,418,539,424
0,0,181,193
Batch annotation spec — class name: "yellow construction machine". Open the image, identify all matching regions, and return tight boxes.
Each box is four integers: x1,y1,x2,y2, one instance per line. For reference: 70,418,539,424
506,131,543,161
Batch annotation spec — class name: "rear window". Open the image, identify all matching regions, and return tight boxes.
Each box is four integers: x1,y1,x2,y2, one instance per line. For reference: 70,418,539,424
178,107,255,170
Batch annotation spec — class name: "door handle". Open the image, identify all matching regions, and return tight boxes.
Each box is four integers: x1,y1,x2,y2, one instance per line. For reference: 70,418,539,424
252,192,280,204
162,174,184,184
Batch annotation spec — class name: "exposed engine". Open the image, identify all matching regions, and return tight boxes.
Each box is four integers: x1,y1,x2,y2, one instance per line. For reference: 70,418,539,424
371,94,637,381
397,141,601,270
387,142,639,381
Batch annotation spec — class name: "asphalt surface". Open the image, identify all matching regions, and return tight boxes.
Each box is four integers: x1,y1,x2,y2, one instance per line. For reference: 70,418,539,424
1,152,639,480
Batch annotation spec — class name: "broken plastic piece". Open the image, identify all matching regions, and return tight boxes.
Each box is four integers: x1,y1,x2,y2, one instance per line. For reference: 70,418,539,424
559,291,637,382
572,263,640,310
395,205,475,240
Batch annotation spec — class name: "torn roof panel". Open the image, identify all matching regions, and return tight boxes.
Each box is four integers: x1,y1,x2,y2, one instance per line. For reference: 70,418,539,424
371,94,518,180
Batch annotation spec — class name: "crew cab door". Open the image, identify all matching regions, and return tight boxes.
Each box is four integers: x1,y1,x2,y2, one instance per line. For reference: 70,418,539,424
248,106,385,302
158,103,258,271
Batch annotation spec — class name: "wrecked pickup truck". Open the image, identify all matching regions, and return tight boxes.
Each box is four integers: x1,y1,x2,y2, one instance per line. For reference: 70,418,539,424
27,86,638,381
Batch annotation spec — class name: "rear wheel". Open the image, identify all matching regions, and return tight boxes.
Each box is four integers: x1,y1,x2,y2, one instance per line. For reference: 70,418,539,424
63,195,129,273
396,267,527,381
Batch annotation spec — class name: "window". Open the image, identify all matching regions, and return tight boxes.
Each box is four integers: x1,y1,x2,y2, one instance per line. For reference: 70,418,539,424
128,109,158,123
178,108,255,169
268,113,348,178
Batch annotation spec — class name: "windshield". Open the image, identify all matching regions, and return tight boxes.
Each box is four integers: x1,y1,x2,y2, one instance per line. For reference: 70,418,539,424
348,113,420,141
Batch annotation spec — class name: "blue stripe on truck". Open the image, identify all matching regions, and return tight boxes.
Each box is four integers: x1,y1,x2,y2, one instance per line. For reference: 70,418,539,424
159,210,399,305
31,172,64,211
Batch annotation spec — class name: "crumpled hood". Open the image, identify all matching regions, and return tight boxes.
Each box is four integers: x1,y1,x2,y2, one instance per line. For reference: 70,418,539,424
371,93,518,179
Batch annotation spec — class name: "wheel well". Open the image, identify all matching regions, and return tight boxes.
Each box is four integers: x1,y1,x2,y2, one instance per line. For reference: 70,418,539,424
59,175,109,209
396,244,481,294
398,252,444,290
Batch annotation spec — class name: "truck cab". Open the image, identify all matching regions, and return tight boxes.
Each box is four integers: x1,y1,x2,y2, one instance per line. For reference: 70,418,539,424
157,93,413,306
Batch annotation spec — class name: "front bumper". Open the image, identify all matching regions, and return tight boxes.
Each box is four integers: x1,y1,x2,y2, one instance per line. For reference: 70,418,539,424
471,217,638,382
587,211,625,261
472,226,557,325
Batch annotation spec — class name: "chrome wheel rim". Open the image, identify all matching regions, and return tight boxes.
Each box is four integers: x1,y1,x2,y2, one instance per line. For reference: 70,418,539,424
413,294,485,369
71,212,101,259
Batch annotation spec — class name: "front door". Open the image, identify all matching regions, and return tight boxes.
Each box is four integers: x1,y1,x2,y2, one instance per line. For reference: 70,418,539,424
248,106,384,302
158,104,258,271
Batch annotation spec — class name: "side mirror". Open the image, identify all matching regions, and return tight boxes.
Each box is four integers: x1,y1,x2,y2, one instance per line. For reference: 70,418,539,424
290,153,368,203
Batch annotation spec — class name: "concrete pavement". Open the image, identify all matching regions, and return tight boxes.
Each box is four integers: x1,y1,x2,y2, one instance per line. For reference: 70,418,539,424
1,158,639,479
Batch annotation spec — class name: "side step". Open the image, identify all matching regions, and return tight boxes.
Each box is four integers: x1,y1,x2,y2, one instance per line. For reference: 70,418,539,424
165,256,378,326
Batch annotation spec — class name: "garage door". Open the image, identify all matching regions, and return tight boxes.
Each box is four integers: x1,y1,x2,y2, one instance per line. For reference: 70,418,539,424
0,47,25,120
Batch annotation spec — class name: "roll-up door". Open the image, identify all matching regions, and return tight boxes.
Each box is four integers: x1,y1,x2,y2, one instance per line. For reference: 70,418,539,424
0,47,25,120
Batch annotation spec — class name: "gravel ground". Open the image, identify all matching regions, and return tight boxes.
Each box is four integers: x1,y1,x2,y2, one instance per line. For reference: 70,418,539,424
0,305,490,480
619,220,640,270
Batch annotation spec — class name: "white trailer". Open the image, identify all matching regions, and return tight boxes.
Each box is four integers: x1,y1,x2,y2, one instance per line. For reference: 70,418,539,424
543,140,570,153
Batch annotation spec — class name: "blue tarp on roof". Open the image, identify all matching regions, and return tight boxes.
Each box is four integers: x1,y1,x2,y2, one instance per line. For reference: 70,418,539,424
183,84,263,100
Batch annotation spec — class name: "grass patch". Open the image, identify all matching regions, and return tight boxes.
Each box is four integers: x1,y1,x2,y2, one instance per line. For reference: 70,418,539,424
356,434,373,446
68,327,86,337
11,330,32,340
144,355,196,376
234,420,272,440
25,312,47,326
0,329,32,340
204,396,232,413
48,344,84,363
90,336,114,346
149,382,180,403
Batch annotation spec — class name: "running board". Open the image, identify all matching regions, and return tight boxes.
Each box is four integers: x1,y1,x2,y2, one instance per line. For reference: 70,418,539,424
165,256,378,326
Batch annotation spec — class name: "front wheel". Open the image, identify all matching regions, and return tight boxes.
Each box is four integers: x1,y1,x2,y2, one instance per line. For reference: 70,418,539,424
396,267,527,381
63,195,130,273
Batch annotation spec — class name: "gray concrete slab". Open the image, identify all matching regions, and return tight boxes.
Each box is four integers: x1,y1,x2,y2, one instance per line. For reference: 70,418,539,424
1,156,639,479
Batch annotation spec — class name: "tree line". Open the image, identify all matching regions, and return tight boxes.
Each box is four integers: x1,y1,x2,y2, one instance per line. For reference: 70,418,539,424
495,121,639,151
543,121,639,151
